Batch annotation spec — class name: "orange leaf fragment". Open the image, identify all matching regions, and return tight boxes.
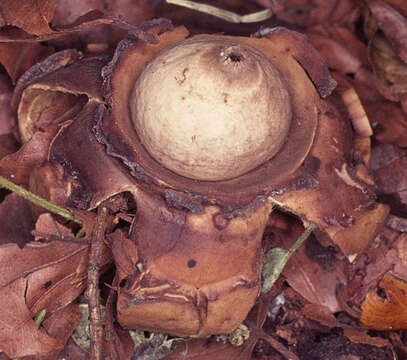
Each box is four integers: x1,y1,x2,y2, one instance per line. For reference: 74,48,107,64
361,273,407,330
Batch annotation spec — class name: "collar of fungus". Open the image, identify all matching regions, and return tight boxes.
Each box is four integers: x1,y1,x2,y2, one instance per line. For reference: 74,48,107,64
98,26,332,205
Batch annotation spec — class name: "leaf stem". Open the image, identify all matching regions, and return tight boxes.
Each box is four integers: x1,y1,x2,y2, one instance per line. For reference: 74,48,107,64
0,176,82,225
34,309,47,328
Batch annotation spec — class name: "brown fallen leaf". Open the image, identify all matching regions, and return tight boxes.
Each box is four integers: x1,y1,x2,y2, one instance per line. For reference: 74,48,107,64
0,0,56,36
0,277,61,358
361,273,407,330
0,192,35,247
367,0,407,63
373,149,407,217
0,74,15,136
34,303,83,360
56,338,89,360
274,0,359,27
0,75,18,159
0,212,112,357
346,226,400,307
52,0,153,27
369,31,407,103
0,42,54,84
0,129,55,184
164,336,258,360
381,0,407,17
269,213,346,313
0,9,162,44
367,101,407,147
307,25,369,74
49,0,154,52
301,303,391,348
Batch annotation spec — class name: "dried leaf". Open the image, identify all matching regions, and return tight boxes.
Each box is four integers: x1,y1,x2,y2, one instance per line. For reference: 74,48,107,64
268,214,346,313
0,74,15,136
274,0,359,28
164,336,257,360
0,74,18,159
0,130,55,184
345,226,400,307
369,31,407,102
374,152,407,217
0,42,54,84
0,193,35,247
366,101,407,147
382,0,407,17
0,9,160,43
35,303,83,360
368,0,407,63
361,273,407,330
0,277,60,358
0,0,56,36
343,327,391,348
307,25,369,74
52,0,153,26
0,213,112,357
57,338,89,360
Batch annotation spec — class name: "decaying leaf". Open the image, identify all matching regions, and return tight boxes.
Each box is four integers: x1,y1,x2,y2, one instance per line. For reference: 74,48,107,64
273,0,359,28
0,42,53,84
0,0,406,357
367,0,407,63
0,0,56,36
361,273,407,330
369,31,407,103
0,277,61,358
268,213,346,313
0,130,55,184
52,0,153,26
0,192,35,247
373,145,407,216
0,212,112,357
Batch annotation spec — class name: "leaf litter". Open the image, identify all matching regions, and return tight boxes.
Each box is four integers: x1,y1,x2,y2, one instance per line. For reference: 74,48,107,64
0,0,407,359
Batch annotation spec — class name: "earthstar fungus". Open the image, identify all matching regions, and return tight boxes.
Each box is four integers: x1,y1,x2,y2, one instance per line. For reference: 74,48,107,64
13,24,389,337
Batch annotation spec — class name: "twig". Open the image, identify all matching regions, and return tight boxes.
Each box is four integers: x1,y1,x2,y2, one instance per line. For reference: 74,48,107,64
166,0,273,23
87,206,109,360
0,176,82,226
256,327,299,360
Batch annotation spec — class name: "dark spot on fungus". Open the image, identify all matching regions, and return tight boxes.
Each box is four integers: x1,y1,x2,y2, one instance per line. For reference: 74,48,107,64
175,67,189,84
227,52,243,62
187,259,197,268
43,281,52,289
223,93,228,103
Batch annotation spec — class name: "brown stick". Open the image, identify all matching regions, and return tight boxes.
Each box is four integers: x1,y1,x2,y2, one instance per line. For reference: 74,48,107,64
248,324,299,360
87,206,109,360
